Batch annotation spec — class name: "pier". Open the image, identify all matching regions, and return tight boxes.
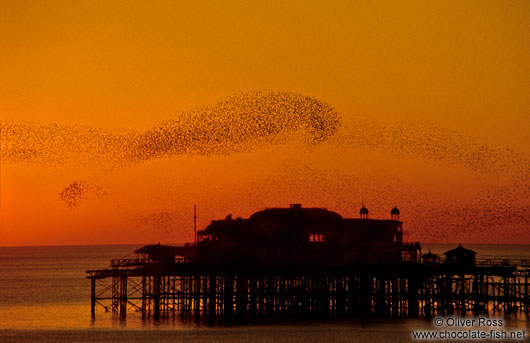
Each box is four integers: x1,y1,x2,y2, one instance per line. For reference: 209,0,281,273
87,205,530,321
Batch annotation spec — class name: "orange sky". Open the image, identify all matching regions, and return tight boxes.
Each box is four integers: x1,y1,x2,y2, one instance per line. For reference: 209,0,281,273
1,0,529,246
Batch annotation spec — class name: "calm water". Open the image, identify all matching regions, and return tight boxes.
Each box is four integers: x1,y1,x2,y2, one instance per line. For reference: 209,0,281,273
0,244,529,342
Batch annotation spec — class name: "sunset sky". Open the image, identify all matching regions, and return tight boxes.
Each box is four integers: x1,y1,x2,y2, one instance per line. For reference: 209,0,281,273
1,0,529,246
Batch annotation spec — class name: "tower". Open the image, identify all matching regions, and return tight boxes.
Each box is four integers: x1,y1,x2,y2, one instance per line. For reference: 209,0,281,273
391,206,400,221
360,204,369,219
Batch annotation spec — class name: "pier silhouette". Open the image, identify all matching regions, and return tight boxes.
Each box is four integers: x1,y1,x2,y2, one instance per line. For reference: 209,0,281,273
87,204,530,323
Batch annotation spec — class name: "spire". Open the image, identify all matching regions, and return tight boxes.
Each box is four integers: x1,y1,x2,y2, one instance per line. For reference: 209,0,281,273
391,206,400,220
360,203,369,219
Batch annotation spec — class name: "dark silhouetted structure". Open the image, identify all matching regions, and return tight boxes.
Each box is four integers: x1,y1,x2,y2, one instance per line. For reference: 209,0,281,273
422,249,440,266
194,204,417,267
444,244,476,267
391,206,400,220
87,205,530,322
360,204,369,219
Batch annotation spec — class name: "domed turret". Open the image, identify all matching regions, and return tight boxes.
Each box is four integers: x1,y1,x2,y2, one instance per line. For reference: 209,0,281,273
360,205,369,219
391,206,400,220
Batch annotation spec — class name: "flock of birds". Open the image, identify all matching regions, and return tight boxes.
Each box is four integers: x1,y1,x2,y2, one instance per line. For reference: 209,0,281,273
0,90,528,241
59,180,106,209
1,91,340,166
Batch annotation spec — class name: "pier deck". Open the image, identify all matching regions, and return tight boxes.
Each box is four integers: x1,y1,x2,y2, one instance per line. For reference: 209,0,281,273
87,257,530,321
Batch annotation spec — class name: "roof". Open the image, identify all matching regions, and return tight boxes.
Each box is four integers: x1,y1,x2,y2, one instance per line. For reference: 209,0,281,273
134,244,194,259
198,205,402,235
444,244,477,256
248,206,343,222
422,249,439,259
134,244,178,255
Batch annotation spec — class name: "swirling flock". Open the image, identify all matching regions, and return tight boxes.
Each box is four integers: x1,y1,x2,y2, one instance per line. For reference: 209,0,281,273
1,90,528,242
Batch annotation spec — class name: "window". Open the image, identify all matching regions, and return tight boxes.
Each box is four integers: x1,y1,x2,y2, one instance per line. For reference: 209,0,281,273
199,234,216,242
309,233,324,242
402,251,416,262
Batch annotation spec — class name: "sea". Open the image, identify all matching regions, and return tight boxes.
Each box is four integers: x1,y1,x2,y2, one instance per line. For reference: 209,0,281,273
0,244,529,343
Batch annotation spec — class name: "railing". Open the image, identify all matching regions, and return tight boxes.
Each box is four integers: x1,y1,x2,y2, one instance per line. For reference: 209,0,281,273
475,258,530,268
110,258,151,268
110,256,186,268
107,252,529,270
421,257,530,268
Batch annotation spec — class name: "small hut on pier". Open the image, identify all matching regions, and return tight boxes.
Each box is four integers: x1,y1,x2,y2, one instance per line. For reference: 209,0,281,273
422,249,440,266
444,244,476,267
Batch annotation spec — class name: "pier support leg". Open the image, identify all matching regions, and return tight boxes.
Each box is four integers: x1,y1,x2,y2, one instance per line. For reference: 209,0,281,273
392,279,399,317
408,277,419,317
208,274,216,321
524,270,530,319
154,276,160,320
236,275,248,320
90,278,96,317
224,274,234,323
347,275,357,317
258,276,265,317
194,275,201,318
119,275,127,317
249,276,257,318
360,276,372,317
376,278,386,317
336,277,346,317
